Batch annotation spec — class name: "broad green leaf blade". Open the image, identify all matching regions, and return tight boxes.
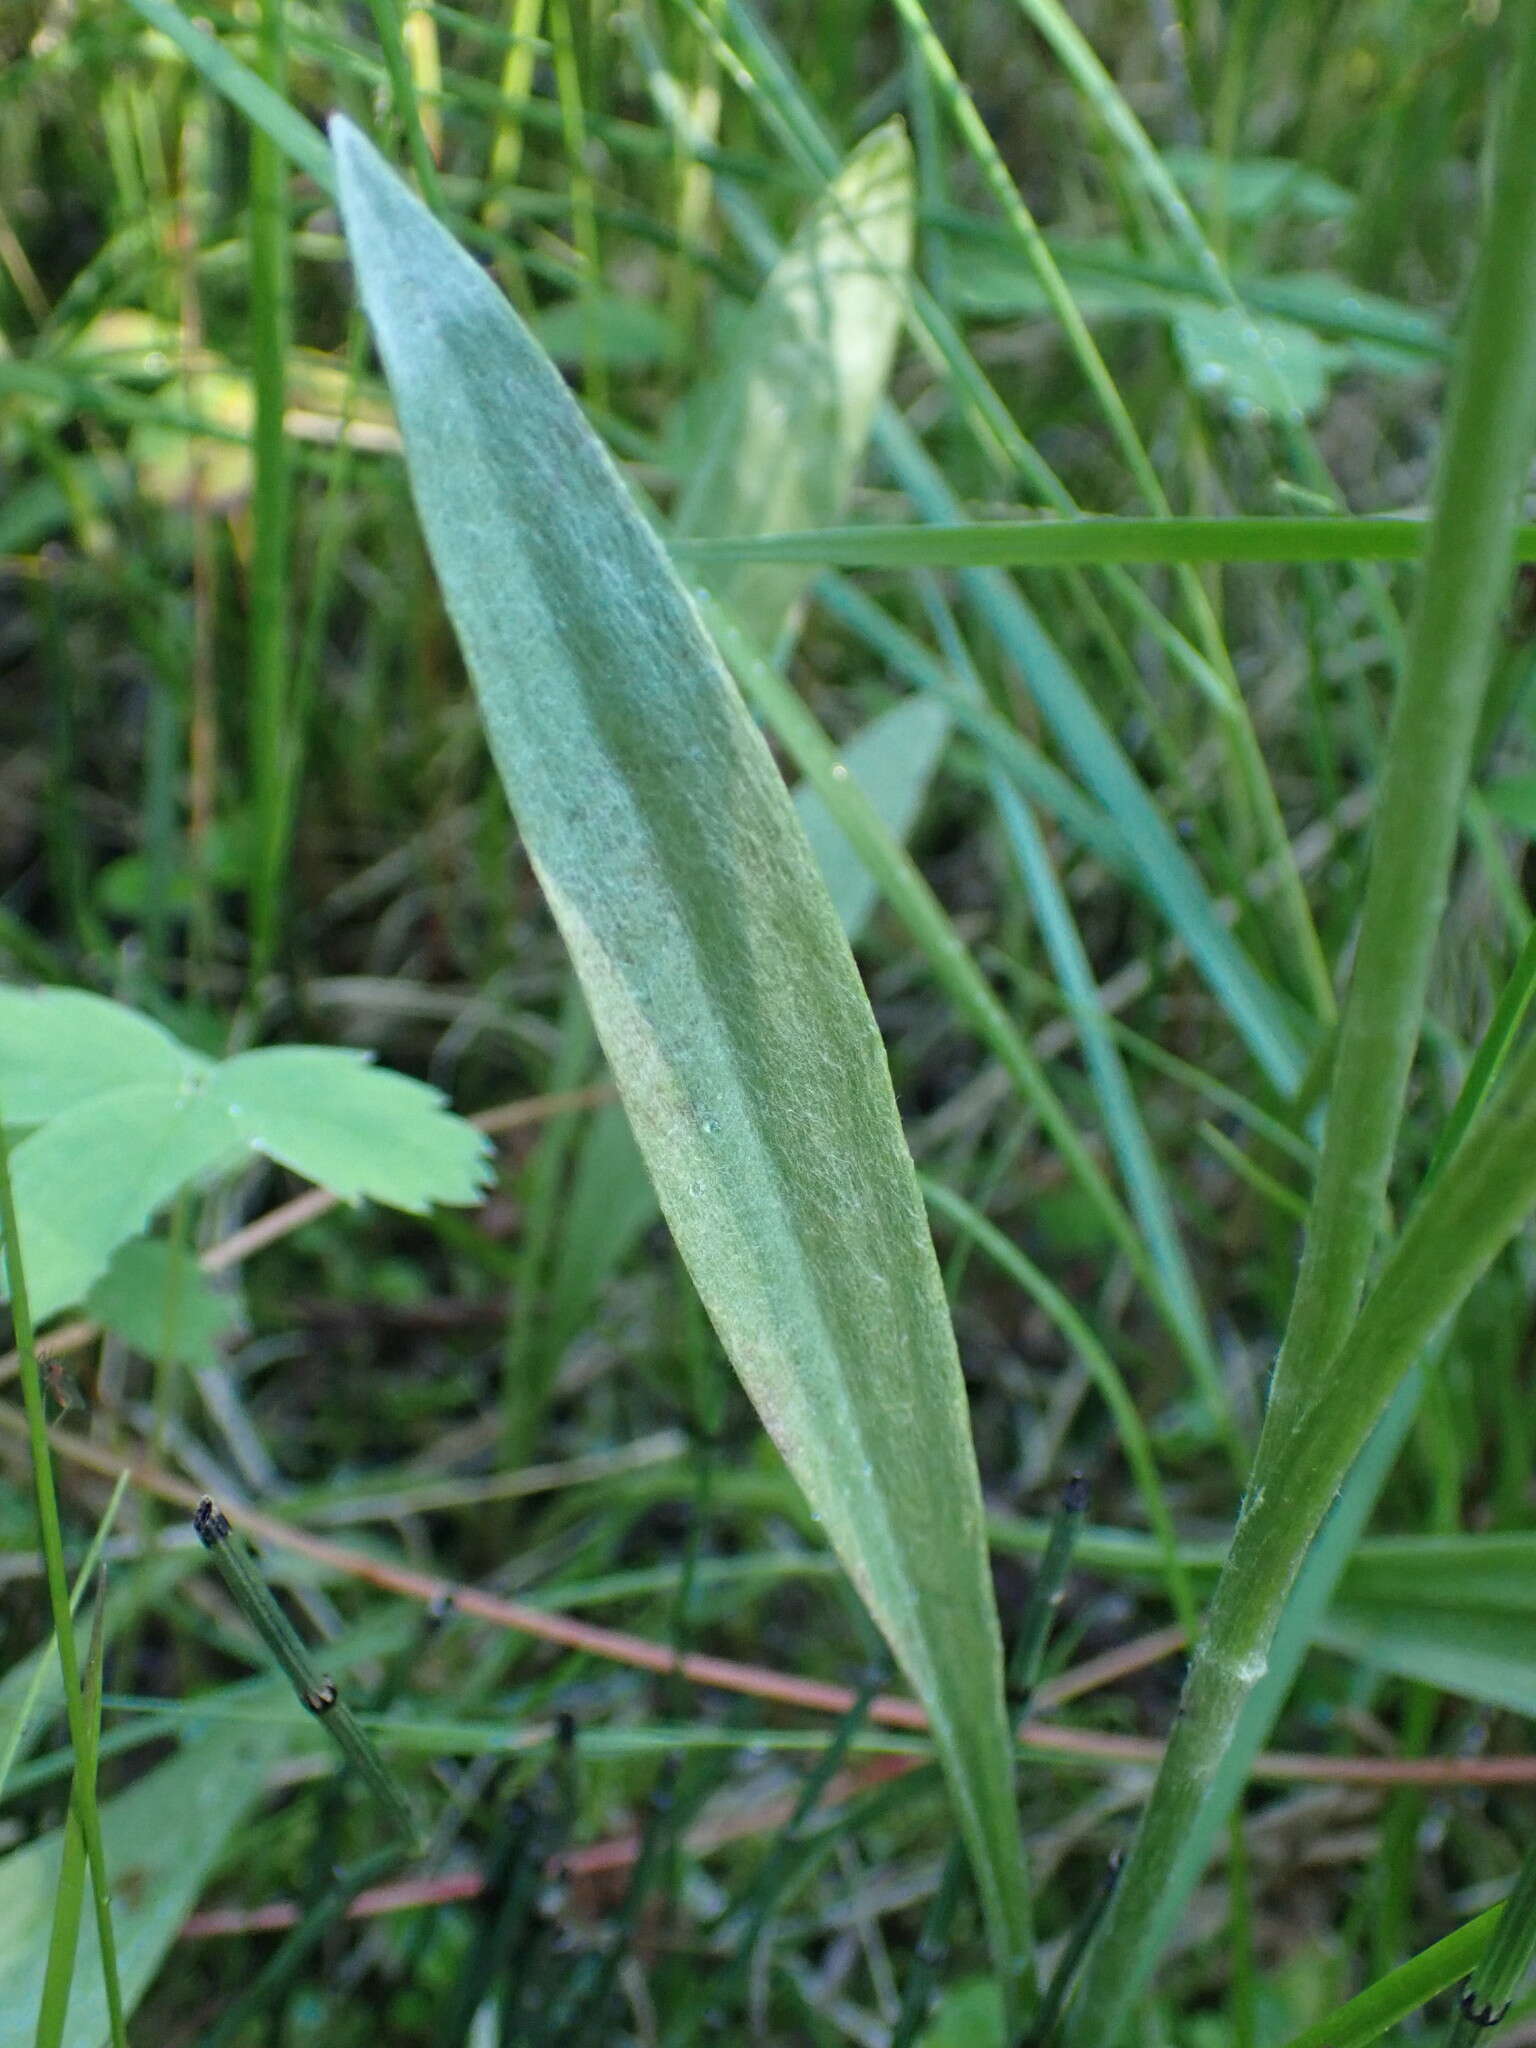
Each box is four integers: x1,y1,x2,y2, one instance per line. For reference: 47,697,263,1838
86,1237,242,1369
543,696,954,1384
676,118,913,651
206,1047,492,1212
0,1721,284,2048
0,1083,244,1320
332,115,1032,1998
0,987,207,1125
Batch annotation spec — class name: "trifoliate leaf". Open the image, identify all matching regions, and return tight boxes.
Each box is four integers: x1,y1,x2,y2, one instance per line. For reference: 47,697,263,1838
0,986,208,1125
206,1046,493,1211
86,1237,241,1369
1,1082,243,1320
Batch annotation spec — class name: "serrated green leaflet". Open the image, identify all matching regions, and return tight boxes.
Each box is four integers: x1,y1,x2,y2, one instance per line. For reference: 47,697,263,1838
331,115,1033,2006
0,990,491,1319
0,987,206,1124
205,1047,489,1212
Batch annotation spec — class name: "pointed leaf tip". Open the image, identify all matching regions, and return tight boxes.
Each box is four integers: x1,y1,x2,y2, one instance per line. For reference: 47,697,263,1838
333,125,1032,2002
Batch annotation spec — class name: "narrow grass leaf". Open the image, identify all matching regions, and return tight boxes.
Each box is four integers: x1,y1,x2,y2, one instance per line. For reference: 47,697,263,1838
33,1588,106,2048
331,116,1033,2004
193,1497,420,1846
1070,21,1536,2031
0,1477,128,1805
672,513,1536,571
1276,1909,1501,2048
922,1178,1192,1627
874,411,1311,1095
118,0,334,194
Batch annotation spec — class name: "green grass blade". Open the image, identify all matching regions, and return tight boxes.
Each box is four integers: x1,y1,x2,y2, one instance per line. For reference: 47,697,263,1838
922,1178,1192,1627
672,514,1536,570
0,1722,285,2042
193,1498,420,1848
33,1590,105,2048
1277,1907,1500,2048
118,0,334,194
916,578,1229,1446
0,1124,127,2048
1071,1012,1536,2040
331,116,1034,2014
874,409,1310,1097
1421,918,1536,1190
364,0,444,211
246,0,294,976
1257,8,1536,1455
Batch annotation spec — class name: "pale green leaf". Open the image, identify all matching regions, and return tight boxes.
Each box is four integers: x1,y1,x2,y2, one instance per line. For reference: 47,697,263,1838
86,1237,242,1369
0,1083,244,1320
1174,304,1345,422
205,1046,493,1212
332,115,1031,1993
0,1721,285,2048
1162,148,1356,224
919,1976,1006,2047
0,987,207,1126
795,697,951,942
1483,774,1536,837
543,697,954,1379
675,118,914,651
1319,1599,1536,1716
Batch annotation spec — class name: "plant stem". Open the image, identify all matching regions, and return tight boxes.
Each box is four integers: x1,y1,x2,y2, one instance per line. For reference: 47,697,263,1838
1259,0,1536,1453
0,1119,128,2045
247,0,292,978
1067,21,1536,2025
1069,1011,1536,2041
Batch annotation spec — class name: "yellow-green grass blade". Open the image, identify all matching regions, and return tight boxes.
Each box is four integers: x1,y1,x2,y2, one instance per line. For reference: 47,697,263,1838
331,116,1033,2011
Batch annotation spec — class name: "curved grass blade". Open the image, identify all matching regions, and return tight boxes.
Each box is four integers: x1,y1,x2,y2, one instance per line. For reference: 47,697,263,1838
1276,1907,1501,2048
672,514,1536,571
331,115,1033,2012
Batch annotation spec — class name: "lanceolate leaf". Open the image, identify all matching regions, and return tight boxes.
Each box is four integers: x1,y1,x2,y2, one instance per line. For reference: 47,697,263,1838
674,117,914,652
332,115,1032,1998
